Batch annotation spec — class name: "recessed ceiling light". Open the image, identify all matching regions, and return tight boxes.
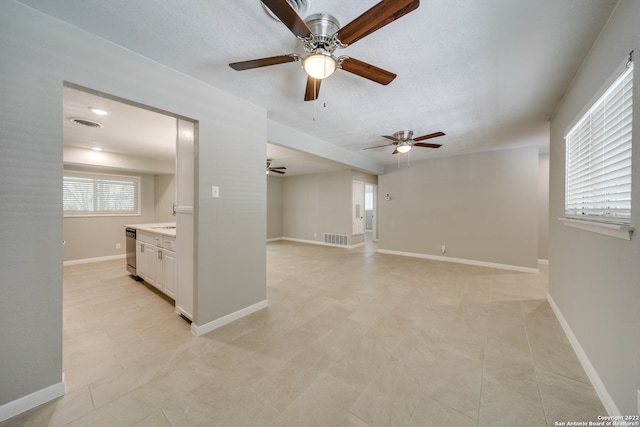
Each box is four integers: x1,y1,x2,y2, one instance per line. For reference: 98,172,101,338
69,117,103,128
89,107,108,116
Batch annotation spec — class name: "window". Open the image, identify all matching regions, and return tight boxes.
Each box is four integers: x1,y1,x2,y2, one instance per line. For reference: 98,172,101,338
565,57,634,225
63,171,140,216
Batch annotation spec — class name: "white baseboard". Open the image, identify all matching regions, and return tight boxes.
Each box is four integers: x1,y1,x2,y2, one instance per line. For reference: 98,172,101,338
0,377,65,422
191,300,268,336
63,254,125,266
278,237,363,249
547,294,619,416
377,249,539,273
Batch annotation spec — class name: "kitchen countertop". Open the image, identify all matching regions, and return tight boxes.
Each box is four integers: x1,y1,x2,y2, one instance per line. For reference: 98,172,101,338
125,222,176,237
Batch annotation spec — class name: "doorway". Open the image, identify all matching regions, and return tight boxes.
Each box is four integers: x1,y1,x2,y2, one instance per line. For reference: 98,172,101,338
365,184,377,242
61,82,197,373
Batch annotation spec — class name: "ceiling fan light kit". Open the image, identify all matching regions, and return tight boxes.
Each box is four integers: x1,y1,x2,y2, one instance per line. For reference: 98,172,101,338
230,0,420,101
302,51,337,79
396,143,412,153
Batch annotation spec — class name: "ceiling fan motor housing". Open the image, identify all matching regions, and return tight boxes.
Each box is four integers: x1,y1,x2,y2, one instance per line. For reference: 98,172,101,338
304,13,341,52
395,130,414,141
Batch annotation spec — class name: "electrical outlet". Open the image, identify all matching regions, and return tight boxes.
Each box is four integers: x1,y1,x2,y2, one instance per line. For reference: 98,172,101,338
441,244,446,254
116,243,121,249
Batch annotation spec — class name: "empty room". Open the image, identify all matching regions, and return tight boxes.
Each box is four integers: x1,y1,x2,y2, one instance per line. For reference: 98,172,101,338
1,1,639,426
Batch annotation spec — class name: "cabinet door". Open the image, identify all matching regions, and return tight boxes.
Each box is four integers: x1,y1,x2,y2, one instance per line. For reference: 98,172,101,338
136,241,146,278
143,244,161,289
162,249,176,299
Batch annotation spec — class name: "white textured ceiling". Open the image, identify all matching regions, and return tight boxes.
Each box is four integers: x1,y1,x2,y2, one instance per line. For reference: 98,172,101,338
62,85,348,176
36,0,618,173
63,86,177,162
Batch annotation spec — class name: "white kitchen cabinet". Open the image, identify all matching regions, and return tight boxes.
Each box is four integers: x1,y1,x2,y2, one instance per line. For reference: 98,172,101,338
136,240,146,278
175,119,194,321
145,243,161,290
138,241,161,290
136,231,176,298
161,248,176,298
175,213,193,320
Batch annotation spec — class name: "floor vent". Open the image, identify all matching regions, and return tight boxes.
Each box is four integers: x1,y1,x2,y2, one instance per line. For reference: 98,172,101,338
323,233,348,246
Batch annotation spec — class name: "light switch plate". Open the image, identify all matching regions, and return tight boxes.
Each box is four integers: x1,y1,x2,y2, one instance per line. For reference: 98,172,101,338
212,186,219,198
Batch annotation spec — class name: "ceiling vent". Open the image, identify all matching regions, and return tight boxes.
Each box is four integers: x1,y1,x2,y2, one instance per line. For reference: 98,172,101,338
69,117,103,128
261,0,310,21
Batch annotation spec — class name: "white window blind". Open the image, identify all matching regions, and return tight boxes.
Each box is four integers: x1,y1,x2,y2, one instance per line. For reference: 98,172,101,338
565,60,633,224
63,171,140,216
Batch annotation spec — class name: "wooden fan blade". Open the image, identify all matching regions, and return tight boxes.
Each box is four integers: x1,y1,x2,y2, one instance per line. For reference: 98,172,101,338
392,148,400,155
340,57,396,85
414,142,442,148
229,54,299,71
335,0,420,46
363,143,393,150
270,169,286,174
304,76,322,101
382,135,400,141
413,131,445,141
262,0,313,38
270,166,287,170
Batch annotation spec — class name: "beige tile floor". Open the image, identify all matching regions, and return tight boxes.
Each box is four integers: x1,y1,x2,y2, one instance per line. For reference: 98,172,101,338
2,240,605,426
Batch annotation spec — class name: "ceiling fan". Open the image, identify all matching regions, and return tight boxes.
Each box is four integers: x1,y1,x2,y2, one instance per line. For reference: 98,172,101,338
229,0,420,101
363,130,445,154
267,159,287,175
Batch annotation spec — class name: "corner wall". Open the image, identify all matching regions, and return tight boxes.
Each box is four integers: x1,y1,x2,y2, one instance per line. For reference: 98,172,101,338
0,0,266,416
267,177,284,240
280,170,377,246
378,146,540,270
282,170,352,244
538,153,549,261
548,0,640,415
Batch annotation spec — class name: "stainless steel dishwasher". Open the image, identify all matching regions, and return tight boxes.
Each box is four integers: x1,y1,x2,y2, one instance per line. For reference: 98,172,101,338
125,227,137,275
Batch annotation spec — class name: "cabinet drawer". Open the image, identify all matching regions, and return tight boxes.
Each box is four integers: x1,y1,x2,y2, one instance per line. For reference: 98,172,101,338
162,237,176,251
137,231,161,245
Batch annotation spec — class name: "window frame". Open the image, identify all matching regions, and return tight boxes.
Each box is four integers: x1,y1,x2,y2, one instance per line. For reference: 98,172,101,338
563,56,634,233
63,170,141,217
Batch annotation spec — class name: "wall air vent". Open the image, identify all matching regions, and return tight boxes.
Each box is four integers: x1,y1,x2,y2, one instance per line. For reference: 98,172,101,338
68,117,103,128
323,233,348,246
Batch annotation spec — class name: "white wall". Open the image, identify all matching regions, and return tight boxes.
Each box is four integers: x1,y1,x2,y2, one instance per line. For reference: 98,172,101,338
0,0,266,414
64,145,174,174
154,174,177,223
548,0,640,415
378,146,540,270
267,177,284,239
282,170,352,243
279,170,377,246
538,153,549,261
